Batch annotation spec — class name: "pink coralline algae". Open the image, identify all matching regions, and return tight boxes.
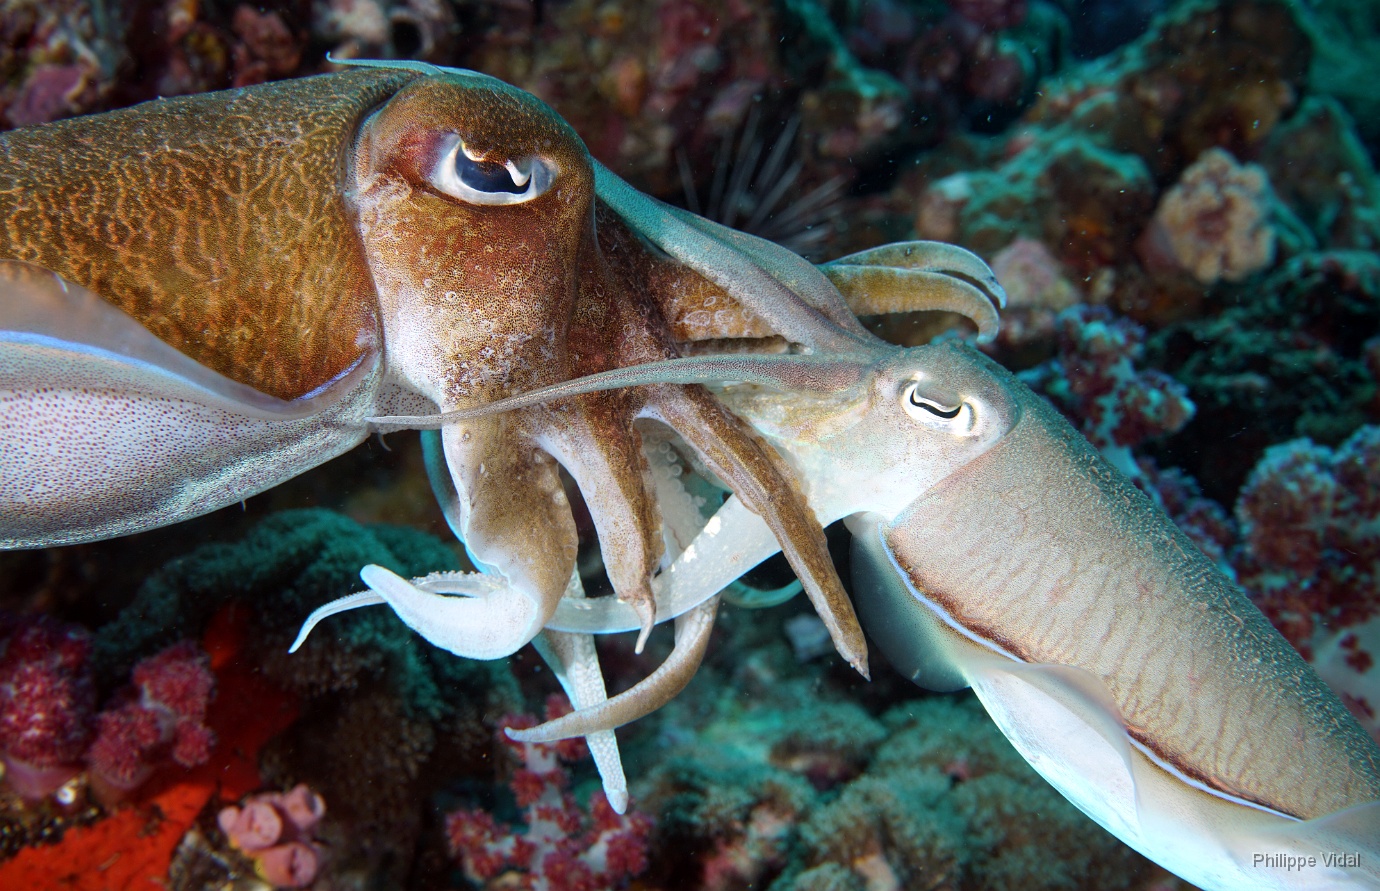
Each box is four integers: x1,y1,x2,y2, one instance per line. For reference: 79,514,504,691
1137,147,1278,284
0,617,96,800
446,697,653,891
1233,426,1380,738
218,784,327,888
86,641,216,801
1020,306,1195,479
1236,428,1380,640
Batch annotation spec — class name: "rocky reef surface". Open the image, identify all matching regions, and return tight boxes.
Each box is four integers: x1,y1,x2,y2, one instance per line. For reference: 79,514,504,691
1,0,1377,888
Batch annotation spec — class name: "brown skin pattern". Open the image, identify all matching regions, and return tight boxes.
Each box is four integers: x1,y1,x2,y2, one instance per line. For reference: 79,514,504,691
347,73,596,404
1,66,858,662
350,71,858,650
564,204,865,665
0,69,415,401
346,72,612,625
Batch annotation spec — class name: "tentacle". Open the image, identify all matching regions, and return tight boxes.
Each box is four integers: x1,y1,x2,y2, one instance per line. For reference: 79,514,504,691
534,628,629,812
289,567,547,661
530,570,630,812
367,352,869,432
722,578,803,609
508,594,720,742
644,384,869,678
822,266,1001,342
549,494,780,634
824,241,1008,309
289,591,386,652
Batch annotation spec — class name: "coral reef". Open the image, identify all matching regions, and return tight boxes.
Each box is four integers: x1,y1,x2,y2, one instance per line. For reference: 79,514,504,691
1136,147,1278,284
640,686,1166,891
88,508,522,886
2,0,1379,886
446,697,653,891
0,616,94,800
1207,426,1380,743
86,642,216,803
1020,305,1195,479
1148,250,1380,500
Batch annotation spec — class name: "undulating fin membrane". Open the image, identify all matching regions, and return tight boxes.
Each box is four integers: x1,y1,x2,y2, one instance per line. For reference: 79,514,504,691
0,261,378,547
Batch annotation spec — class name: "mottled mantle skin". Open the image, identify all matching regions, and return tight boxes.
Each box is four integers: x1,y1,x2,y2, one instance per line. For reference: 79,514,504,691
0,70,409,401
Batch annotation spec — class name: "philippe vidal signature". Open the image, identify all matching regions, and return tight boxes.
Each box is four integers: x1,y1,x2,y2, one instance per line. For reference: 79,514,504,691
1252,852,1362,871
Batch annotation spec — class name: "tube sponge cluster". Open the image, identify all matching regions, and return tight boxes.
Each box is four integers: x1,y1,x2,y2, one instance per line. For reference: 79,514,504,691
218,783,328,888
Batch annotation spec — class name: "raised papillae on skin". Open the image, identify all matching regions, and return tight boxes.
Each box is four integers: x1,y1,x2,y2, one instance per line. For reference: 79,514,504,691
0,69,414,401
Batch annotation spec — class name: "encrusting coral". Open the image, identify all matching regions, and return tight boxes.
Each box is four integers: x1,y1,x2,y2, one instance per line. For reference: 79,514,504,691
446,697,653,891
1233,426,1380,739
1020,305,1195,480
1136,147,1278,284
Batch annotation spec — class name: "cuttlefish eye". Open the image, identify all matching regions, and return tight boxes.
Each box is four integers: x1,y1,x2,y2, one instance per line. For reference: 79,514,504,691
430,134,555,206
900,380,974,431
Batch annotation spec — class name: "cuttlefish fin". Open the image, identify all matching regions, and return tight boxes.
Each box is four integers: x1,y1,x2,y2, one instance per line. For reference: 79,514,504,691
848,514,1139,837
289,566,547,661
508,594,720,743
0,260,375,548
966,659,1143,843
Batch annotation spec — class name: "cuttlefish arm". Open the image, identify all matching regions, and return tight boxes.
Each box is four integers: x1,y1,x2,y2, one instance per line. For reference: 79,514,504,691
290,566,634,812
820,241,1008,342
511,594,720,743
593,162,872,354
366,265,1002,642
532,627,628,813
290,566,544,661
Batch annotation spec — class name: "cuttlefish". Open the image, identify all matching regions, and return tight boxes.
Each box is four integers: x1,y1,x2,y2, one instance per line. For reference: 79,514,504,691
349,204,1380,889
3,62,1377,890
0,62,885,664
0,59,957,812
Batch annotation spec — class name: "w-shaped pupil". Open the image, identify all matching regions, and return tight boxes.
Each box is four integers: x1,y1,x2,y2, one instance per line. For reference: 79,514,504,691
457,155,526,194
909,390,961,419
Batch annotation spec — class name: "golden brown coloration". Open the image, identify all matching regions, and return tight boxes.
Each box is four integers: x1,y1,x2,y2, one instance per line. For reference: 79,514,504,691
0,70,413,400
0,65,868,674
